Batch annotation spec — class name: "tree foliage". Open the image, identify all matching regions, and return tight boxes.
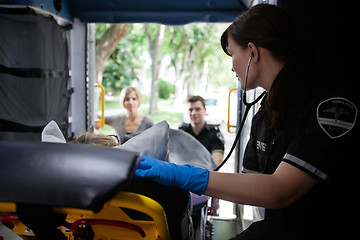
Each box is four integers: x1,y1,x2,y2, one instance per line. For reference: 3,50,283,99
159,79,174,99
96,24,145,93
144,24,165,114
96,22,235,108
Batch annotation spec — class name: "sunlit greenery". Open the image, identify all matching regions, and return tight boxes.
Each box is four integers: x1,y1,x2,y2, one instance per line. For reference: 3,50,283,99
96,23,235,96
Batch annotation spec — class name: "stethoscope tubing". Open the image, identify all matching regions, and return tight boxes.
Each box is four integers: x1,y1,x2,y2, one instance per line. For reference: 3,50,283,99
214,55,266,171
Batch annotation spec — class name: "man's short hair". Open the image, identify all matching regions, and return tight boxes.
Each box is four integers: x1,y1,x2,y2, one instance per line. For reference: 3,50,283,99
187,95,206,108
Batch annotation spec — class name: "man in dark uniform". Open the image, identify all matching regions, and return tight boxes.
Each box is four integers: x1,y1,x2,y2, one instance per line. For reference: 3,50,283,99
179,95,225,166
179,95,225,216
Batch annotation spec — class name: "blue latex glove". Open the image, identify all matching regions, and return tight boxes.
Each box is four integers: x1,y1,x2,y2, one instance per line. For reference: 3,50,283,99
135,155,209,195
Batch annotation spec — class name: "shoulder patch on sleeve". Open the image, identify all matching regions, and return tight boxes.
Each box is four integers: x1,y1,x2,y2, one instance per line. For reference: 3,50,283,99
216,132,225,144
317,97,357,139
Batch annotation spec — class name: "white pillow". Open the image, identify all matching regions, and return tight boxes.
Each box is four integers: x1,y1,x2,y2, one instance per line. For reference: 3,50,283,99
41,120,66,143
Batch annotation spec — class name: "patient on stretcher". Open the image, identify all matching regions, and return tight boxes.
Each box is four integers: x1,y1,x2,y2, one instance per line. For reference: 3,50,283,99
41,120,216,240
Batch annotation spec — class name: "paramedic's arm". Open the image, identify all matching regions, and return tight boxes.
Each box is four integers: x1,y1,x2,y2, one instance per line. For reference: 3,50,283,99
205,161,317,209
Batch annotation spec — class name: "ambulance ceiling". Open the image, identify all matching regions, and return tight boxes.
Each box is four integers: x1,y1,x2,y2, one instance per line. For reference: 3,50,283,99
0,0,253,24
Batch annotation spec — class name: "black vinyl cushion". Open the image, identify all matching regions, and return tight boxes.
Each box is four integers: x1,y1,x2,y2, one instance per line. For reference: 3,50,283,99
0,140,139,212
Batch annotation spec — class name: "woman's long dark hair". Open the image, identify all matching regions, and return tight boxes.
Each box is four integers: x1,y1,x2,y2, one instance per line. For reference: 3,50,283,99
221,4,296,131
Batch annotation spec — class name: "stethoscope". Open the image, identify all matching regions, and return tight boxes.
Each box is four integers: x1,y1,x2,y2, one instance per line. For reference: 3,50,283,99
214,52,266,171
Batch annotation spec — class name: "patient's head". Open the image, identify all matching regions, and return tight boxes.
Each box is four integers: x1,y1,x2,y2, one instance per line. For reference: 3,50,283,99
69,132,119,147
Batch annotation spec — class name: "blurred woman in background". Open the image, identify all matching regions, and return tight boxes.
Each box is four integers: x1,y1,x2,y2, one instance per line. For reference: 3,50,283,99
95,86,154,142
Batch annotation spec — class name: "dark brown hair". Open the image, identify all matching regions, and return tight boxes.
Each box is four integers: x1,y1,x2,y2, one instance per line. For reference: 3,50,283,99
188,95,206,108
221,4,294,62
221,4,296,131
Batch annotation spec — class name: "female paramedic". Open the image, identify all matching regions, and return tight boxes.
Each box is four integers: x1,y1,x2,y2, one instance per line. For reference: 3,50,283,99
135,4,356,239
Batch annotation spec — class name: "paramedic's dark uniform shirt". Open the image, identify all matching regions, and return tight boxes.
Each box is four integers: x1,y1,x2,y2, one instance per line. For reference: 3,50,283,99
179,123,224,154
240,65,357,239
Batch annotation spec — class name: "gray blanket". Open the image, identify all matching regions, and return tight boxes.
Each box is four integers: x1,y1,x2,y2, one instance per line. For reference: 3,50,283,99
117,120,216,170
42,120,216,170
169,129,216,170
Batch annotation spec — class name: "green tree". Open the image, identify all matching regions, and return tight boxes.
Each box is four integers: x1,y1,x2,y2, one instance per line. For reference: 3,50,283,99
94,24,130,110
96,22,235,114
144,24,166,114
164,23,233,104
100,24,147,94
166,25,190,105
159,79,174,99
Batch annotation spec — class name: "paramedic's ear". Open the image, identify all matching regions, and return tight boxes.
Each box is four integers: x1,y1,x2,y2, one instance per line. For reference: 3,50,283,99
247,42,258,62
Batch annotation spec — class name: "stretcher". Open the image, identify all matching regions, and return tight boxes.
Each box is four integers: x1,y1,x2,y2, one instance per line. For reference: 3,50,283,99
0,121,215,240
0,140,192,240
0,192,170,240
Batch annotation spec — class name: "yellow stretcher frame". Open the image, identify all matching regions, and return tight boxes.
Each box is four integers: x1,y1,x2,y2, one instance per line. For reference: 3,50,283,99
0,192,170,240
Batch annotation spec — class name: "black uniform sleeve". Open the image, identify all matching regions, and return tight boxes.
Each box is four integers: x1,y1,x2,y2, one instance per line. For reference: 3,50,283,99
283,97,358,182
210,127,225,154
